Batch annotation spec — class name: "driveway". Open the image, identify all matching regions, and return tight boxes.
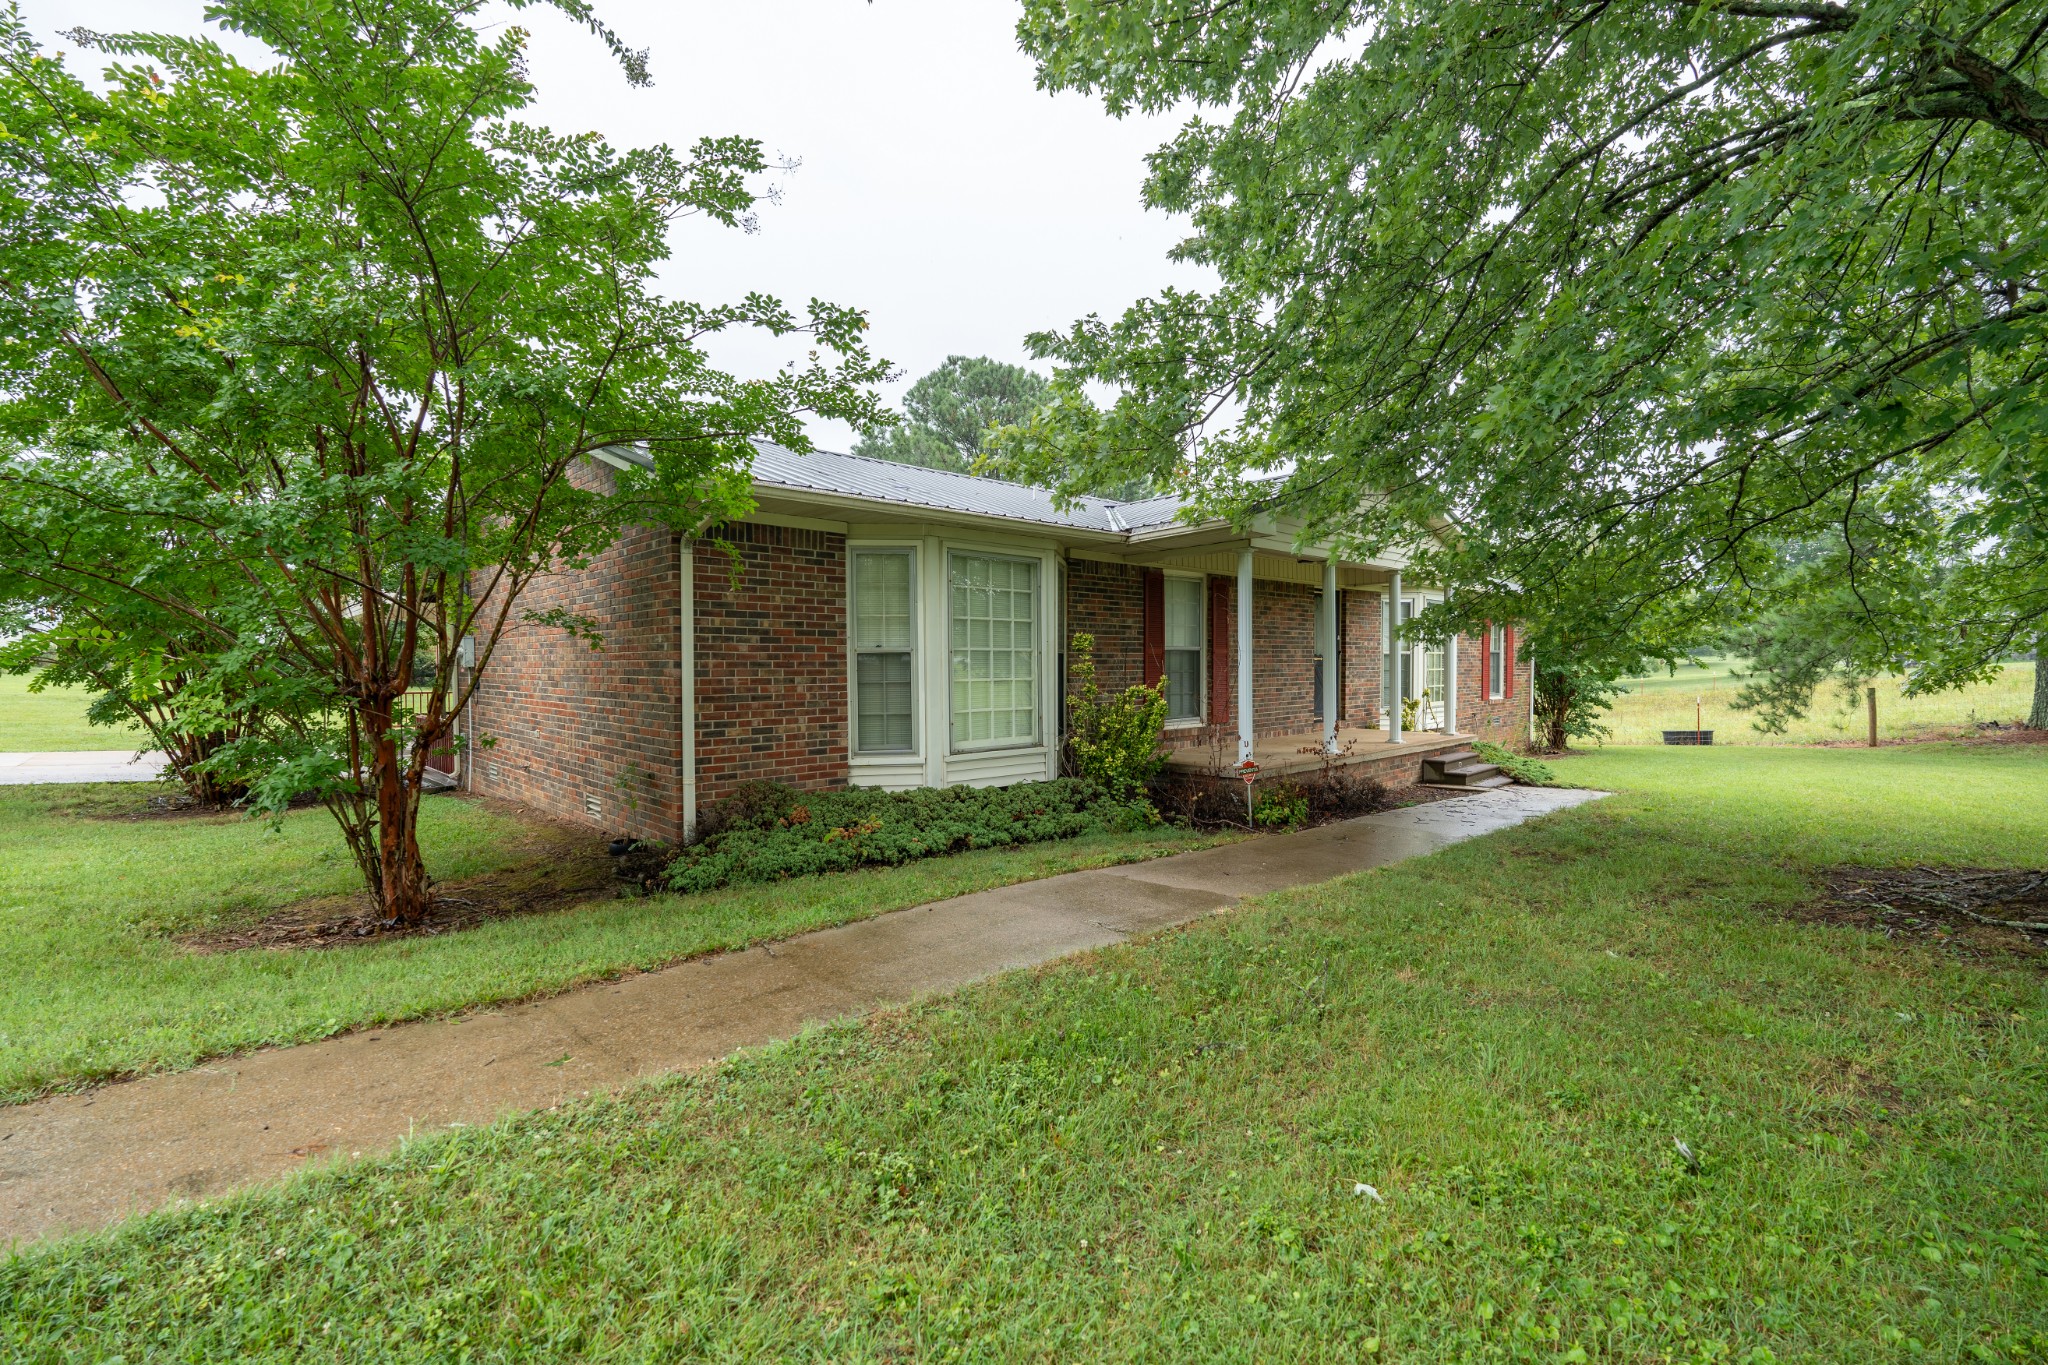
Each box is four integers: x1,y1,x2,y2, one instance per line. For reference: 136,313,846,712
0,751,164,785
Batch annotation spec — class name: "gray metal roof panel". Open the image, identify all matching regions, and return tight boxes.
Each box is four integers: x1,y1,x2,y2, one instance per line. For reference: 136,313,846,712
604,440,1199,537
747,442,1137,532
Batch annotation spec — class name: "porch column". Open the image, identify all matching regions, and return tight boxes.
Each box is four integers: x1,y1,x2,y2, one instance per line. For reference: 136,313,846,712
1445,630,1459,735
1236,548,1254,764
1387,568,1403,743
1321,557,1339,753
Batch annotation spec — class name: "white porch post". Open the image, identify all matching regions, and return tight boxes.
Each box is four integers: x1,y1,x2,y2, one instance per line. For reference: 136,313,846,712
1321,557,1339,753
1387,568,1403,743
1445,630,1459,735
679,537,698,842
1236,548,1255,764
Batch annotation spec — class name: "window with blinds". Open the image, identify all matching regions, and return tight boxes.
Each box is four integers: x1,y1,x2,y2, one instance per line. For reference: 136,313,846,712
948,553,1038,750
1488,624,1505,701
1163,575,1204,721
852,549,916,753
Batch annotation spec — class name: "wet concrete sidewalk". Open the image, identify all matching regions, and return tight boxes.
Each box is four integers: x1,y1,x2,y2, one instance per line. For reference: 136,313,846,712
0,751,163,785
0,785,1603,1246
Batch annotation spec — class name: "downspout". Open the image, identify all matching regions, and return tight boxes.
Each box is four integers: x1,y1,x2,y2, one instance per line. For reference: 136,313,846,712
679,535,697,843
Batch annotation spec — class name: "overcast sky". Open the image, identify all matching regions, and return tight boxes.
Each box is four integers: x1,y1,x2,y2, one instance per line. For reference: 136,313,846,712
20,0,1211,451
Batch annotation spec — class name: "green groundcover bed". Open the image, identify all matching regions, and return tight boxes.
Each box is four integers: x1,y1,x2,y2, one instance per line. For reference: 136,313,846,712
6,744,2047,1362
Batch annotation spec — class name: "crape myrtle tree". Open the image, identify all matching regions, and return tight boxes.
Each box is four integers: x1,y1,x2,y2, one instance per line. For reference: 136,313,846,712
0,0,888,925
1005,0,2048,702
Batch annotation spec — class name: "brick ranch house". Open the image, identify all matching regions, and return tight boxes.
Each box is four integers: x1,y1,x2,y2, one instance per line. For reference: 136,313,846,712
464,442,1532,842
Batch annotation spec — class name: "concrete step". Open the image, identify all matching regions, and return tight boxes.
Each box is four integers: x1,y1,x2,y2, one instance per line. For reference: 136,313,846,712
1424,773,1513,792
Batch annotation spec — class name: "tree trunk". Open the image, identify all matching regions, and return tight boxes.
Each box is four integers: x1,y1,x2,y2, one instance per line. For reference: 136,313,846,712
364,696,432,926
1534,667,1573,752
2032,637,2048,730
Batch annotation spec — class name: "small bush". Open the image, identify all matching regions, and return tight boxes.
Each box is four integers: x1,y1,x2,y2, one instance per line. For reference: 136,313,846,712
1252,783,1309,829
667,778,1128,893
1473,740,1557,786
1064,632,1167,801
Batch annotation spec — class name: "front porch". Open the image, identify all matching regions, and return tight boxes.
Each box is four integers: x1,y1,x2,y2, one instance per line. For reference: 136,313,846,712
1163,725,1472,783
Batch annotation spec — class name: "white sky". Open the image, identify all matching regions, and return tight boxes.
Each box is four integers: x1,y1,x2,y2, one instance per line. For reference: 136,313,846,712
20,0,1212,451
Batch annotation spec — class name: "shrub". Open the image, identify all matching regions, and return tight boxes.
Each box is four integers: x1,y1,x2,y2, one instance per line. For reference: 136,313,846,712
1064,632,1167,801
667,778,1126,893
1473,740,1557,786
1252,783,1309,829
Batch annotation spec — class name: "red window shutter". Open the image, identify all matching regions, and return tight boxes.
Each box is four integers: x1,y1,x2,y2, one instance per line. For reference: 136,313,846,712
1208,575,1230,721
1141,568,1165,687
1504,626,1517,698
1480,620,1492,698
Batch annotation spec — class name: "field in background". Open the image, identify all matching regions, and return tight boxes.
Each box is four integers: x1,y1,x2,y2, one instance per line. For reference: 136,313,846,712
1606,656,2036,746
0,674,142,752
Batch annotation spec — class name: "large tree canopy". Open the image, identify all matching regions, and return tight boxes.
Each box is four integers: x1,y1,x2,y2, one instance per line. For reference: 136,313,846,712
1011,0,2048,688
0,0,887,922
853,355,1051,474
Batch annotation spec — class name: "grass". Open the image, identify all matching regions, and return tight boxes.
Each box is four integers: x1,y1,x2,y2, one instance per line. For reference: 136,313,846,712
7,744,2045,1362
0,785,1223,1104
0,673,143,751
1606,655,2037,746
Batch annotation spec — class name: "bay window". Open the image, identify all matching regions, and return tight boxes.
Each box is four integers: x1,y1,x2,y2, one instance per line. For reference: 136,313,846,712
852,549,916,753
948,552,1039,750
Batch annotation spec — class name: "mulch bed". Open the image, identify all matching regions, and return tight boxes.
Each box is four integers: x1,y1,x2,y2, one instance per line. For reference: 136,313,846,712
1803,865,2048,967
180,809,624,953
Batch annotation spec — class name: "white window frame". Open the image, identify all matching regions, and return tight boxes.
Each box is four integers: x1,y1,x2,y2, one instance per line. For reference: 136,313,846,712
1488,624,1506,701
946,548,1043,755
1162,571,1207,728
848,543,921,760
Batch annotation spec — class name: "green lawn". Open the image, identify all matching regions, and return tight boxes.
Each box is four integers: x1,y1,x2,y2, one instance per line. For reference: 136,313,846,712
0,785,1222,1104
0,673,143,751
8,745,2044,1362
1607,656,2037,745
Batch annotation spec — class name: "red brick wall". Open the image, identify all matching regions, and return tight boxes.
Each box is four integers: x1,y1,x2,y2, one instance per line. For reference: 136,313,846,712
1073,573,1327,753
467,517,685,842
1454,629,1533,747
693,522,849,808
1065,558,1146,694
1342,588,1384,728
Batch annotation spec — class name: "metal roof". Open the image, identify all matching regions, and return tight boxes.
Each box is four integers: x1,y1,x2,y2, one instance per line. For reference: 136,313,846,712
611,440,1196,537
748,443,1142,533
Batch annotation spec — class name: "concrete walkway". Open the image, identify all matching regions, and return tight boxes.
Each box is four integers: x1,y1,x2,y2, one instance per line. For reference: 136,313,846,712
0,786,1602,1245
0,750,164,785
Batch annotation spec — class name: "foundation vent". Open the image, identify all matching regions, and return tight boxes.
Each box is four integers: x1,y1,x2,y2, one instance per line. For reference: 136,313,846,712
584,792,603,820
